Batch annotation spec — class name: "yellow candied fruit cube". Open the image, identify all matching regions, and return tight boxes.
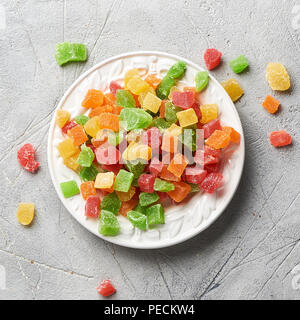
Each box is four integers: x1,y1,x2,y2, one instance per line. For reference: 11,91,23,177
57,138,79,159
221,79,244,102
142,92,162,113
56,110,70,128
84,116,101,138
63,151,81,171
122,142,151,161
200,104,218,124
168,86,179,100
177,108,198,128
116,186,136,202
17,203,35,226
266,62,290,91
138,86,155,105
124,69,140,88
127,77,150,95
94,172,115,189
166,123,182,137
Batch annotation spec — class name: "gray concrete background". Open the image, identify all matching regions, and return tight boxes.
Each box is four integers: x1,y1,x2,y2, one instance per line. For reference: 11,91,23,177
0,0,299,300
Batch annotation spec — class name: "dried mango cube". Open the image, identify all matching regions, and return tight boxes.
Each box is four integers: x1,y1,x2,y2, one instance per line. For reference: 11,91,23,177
127,76,149,95
80,181,96,200
222,126,241,144
17,203,35,226
84,116,101,138
145,74,161,89
60,180,80,198
57,138,79,159
176,108,198,127
124,69,140,88
206,130,231,149
266,62,290,91
142,92,162,113
67,125,88,146
99,113,120,132
95,172,115,189
56,110,70,128
167,153,188,178
82,89,104,109
116,186,136,202
222,79,244,102
200,104,218,124
166,123,182,137
262,95,280,114
63,151,81,171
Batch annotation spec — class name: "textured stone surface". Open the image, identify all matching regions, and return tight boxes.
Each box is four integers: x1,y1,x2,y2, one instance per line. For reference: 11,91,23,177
0,0,300,300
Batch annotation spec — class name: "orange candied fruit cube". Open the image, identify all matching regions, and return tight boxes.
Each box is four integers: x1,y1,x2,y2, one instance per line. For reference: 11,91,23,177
222,126,241,144
131,93,140,107
80,181,97,200
98,113,120,132
167,181,191,202
89,105,113,117
82,89,104,109
104,93,117,106
145,74,162,89
160,100,167,118
167,153,188,178
159,165,181,182
161,134,178,154
262,95,280,114
67,125,88,146
119,196,139,217
206,130,231,149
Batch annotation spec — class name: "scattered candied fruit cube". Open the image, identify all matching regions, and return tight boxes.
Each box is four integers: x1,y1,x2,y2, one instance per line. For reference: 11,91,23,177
222,126,241,144
172,91,195,109
67,125,88,146
204,48,222,70
99,113,119,132
89,105,112,118
114,169,134,192
61,121,77,134
17,143,40,173
82,89,104,109
57,138,79,159
167,181,191,202
63,151,81,171
206,130,231,149
80,181,97,200
222,79,244,102
229,55,249,74
127,76,149,95
145,74,161,89
17,203,35,226
84,116,101,138
97,279,116,297
176,108,198,127
200,104,218,124
56,110,70,128
200,173,223,193
161,134,178,154
262,95,280,114
269,130,292,147
95,172,115,189
266,62,290,91
167,153,188,178
142,92,162,113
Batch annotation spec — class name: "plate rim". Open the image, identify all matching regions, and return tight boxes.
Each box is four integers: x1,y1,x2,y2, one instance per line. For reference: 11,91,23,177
47,50,245,249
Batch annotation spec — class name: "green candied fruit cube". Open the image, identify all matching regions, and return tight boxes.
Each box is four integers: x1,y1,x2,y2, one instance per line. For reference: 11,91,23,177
154,178,175,192
79,164,98,182
125,161,145,180
139,192,159,207
113,169,134,192
107,130,124,146
60,180,80,198
188,183,200,193
98,210,120,236
116,90,136,108
55,42,87,66
165,102,182,124
127,210,147,231
195,71,209,92
120,108,153,131
101,192,121,215
152,117,172,130
229,55,249,74
74,115,90,126
156,76,175,100
167,61,187,79
134,203,147,215
178,128,197,151
146,204,165,226
77,145,94,167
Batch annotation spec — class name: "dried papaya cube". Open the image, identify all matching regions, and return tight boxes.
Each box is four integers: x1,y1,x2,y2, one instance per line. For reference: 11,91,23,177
159,100,167,118
176,108,198,127
167,181,191,202
82,89,104,109
141,127,162,154
127,76,150,95
165,123,182,137
119,196,139,217
167,153,188,178
124,69,140,88
142,92,162,113
221,79,244,102
200,104,218,124
122,142,152,162
63,151,81,171
104,93,117,106
269,130,292,147
67,125,88,146
97,279,116,297
149,157,163,175
145,74,161,89
161,134,178,154
172,91,195,109
200,173,223,193
222,126,241,144
116,186,136,202
84,116,101,138
159,165,181,182
262,95,280,114
85,196,100,218
80,181,97,200
99,113,119,132
57,138,79,159
206,130,231,149
17,203,35,226
95,172,115,189
266,62,290,91
56,110,70,128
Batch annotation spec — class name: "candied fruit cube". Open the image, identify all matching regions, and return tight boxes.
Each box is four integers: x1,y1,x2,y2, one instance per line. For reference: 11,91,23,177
104,93,117,106
122,142,152,162
149,157,163,176
116,90,136,108
200,104,218,124
139,192,159,207
266,62,290,91
74,114,89,126
156,76,175,100
97,279,116,297
17,203,35,226
204,48,222,70
127,211,147,231
177,108,198,127
77,145,94,167
110,81,122,95
222,126,241,144
167,181,191,202
96,145,120,165
166,123,182,137
145,74,161,89
200,173,223,193
99,113,119,132
206,130,231,149
146,204,165,226
127,77,149,95
55,42,87,66
203,119,221,139
119,196,139,217
159,164,181,182
154,178,175,192
183,167,207,184
142,92,162,113
229,55,249,74
60,180,80,198
61,121,78,134
167,61,187,79
82,89,104,109
138,86,156,105
138,173,156,193
98,210,120,236
114,169,134,192
141,127,162,155
124,69,140,88
161,134,178,154
80,181,96,200
57,139,79,159
262,95,280,114
17,143,40,173
79,164,98,182
172,91,194,109
269,130,292,147
167,153,188,178
101,192,121,215
84,116,101,138
195,71,209,92
67,125,88,146
222,79,244,102
95,172,115,189
85,196,100,218
63,151,81,171
116,186,136,202
56,110,70,128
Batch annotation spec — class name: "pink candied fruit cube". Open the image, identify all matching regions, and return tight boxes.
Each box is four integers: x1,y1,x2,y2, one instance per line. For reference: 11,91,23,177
138,173,156,193
172,91,195,109
141,127,162,154
85,196,100,218
95,145,120,165
149,157,163,176
200,172,223,193
203,119,221,139
183,167,207,184
109,81,123,95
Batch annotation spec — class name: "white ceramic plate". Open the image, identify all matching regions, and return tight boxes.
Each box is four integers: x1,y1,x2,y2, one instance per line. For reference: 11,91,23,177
47,51,245,249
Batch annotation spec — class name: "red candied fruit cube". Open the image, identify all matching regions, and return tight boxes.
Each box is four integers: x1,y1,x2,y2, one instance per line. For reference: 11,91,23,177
204,163,219,173
200,173,223,193
172,91,195,109
204,145,221,158
85,196,100,218
102,163,123,175
192,101,202,120
149,157,163,176
61,121,78,134
269,130,292,147
138,173,156,193
141,127,162,154
17,143,40,173
96,279,116,297
183,167,207,184
157,191,169,202
109,81,123,95
194,150,218,167
203,119,222,139
204,48,222,70
95,146,120,165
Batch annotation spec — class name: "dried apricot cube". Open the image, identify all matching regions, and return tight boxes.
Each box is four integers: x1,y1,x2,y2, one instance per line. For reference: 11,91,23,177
142,92,162,113
82,89,104,109
222,126,241,144
95,172,115,189
67,125,88,146
167,181,191,202
56,110,70,128
176,108,198,127
200,104,218,124
206,130,231,149
167,153,188,178
262,95,280,114
80,181,96,200
99,113,119,132
57,138,79,159
17,203,35,226
222,79,244,102
84,116,101,138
